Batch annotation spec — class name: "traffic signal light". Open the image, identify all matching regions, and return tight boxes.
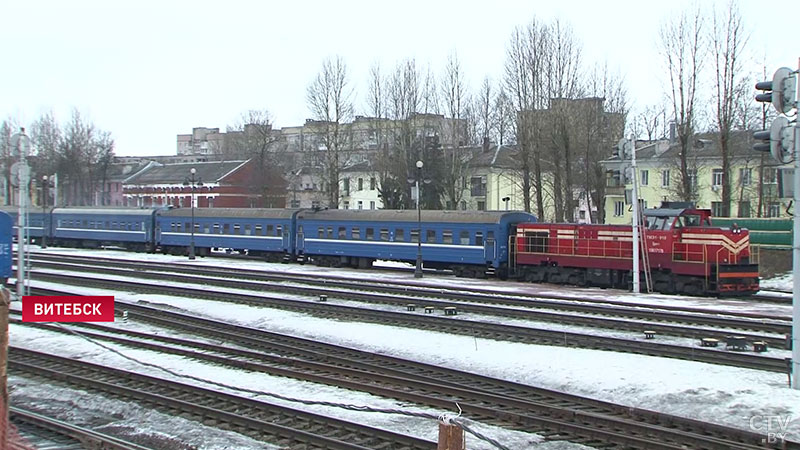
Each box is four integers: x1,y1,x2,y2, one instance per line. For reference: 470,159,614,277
754,67,797,162
754,117,794,164
756,67,797,115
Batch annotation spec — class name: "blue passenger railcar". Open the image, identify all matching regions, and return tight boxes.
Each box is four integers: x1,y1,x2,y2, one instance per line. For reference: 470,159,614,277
157,208,300,261
0,206,48,246
50,207,161,251
296,209,536,277
0,211,12,282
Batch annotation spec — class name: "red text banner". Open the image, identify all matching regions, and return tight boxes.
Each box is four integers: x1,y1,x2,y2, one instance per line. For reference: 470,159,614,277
22,296,115,322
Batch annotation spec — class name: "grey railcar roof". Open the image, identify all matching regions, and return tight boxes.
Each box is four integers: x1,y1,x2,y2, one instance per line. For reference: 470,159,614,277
161,208,300,219
644,208,688,217
298,209,534,224
51,207,162,216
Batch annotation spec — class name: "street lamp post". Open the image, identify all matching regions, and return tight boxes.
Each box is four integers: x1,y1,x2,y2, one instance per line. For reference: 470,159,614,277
414,160,424,278
183,168,202,260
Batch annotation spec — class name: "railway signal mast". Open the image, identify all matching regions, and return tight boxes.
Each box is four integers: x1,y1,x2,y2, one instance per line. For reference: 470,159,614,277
754,62,799,389
9,129,31,299
618,136,641,294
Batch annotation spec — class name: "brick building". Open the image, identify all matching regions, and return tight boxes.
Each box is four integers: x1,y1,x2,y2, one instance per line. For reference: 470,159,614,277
123,159,286,208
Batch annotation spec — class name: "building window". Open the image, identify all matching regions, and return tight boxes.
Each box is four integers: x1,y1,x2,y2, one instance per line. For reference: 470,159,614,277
470,177,486,197
477,201,486,211
738,201,751,218
763,167,777,184
661,170,670,187
357,200,363,210
343,201,349,210
640,170,649,186
207,197,214,208
614,201,624,217
370,201,375,210
343,178,350,196
739,168,752,186
711,201,724,217
358,178,363,190
712,168,723,186
311,200,320,209
370,177,376,190
290,200,301,208
768,202,781,218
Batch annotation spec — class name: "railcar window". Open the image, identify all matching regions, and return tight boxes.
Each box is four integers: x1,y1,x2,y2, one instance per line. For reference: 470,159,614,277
460,231,470,245
318,227,325,239
105,221,110,229
194,223,200,233
141,222,146,231
185,222,191,232
410,229,419,242
366,228,374,240
380,229,389,241
327,227,334,239
233,224,241,235
255,225,263,235
88,221,93,228
338,227,346,239
267,225,274,235
204,225,210,234
213,224,220,234
426,230,436,243
475,232,484,246
276,225,283,236
442,230,453,244
395,229,404,241
223,224,230,234
352,227,360,239
244,225,251,235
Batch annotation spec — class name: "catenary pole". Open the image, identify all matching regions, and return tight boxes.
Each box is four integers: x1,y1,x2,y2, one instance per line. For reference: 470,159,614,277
793,58,799,390
631,135,640,294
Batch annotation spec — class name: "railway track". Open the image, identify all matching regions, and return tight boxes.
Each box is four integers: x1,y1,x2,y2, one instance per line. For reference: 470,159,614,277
9,406,154,450
10,347,436,450
23,255,792,372
11,308,794,450
26,254,792,350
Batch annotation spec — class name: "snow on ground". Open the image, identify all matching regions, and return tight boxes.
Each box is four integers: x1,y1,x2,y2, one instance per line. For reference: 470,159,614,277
8,247,800,448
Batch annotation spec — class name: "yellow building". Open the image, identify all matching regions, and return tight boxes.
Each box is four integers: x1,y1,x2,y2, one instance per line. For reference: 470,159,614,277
602,132,789,224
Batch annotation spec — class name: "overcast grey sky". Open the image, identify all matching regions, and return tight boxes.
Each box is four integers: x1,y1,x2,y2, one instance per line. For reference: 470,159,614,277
1,0,796,156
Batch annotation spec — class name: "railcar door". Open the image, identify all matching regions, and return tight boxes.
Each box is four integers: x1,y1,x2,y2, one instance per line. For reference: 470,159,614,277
484,230,496,261
296,225,305,250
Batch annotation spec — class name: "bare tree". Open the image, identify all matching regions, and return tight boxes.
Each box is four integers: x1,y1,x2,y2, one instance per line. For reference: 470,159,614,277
0,118,20,205
633,105,667,141
504,20,549,217
227,109,287,207
475,76,493,146
306,56,354,209
543,19,583,222
493,86,514,145
660,7,705,203
710,0,748,217
436,51,471,209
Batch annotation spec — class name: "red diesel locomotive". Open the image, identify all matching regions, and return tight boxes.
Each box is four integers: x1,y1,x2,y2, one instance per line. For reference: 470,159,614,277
511,204,759,296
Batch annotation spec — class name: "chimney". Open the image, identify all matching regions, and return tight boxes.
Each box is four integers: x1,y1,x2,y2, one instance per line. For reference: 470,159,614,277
669,121,676,143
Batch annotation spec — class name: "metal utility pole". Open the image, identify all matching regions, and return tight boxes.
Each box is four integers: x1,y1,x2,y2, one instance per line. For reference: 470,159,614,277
630,135,640,294
415,160,424,279
10,129,31,299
